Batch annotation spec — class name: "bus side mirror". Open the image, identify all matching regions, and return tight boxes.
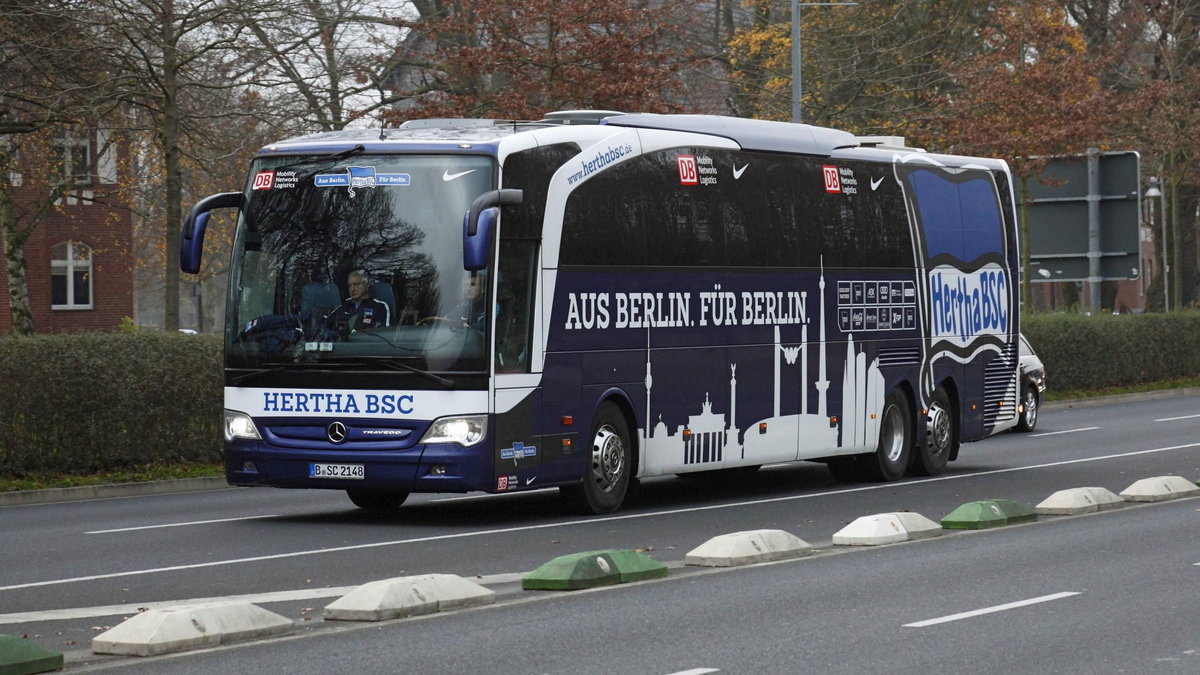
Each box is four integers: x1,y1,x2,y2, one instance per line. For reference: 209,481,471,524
181,192,243,274
463,189,522,271
464,207,498,271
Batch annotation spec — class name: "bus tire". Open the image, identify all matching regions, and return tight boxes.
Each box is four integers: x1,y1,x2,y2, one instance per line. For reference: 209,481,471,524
561,402,632,515
862,390,912,482
1015,384,1039,432
912,387,955,476
347,489,408,512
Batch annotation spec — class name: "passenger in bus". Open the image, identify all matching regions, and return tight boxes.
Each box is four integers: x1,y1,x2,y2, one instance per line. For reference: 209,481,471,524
326,270,391,335
455,274,487,330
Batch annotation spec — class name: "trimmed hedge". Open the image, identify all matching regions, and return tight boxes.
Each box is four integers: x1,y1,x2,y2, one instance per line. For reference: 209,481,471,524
1022,312,1200,392
2,313,1198,475
0,332,222,475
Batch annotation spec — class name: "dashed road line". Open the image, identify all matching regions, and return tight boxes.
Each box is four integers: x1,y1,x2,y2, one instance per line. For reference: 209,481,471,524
1031,426,1100,438
1155,413,1200,422
86,515,278,534
903,591,1081,627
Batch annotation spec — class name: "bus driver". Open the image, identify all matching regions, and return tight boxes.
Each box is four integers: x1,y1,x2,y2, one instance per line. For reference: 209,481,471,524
326,270,391,334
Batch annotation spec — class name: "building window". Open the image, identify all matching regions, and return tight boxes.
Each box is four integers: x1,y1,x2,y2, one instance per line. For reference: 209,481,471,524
51,241,93,309
53,131,91,185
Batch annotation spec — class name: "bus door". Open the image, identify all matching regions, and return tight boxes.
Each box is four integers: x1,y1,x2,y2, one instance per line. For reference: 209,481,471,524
490,238,547,493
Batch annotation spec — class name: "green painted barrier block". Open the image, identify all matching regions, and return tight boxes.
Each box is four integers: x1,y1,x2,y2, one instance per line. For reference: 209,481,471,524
990,498,1038,524
522,550,667,591
941,499,1037,530
605,549,669,583
0,635,64,675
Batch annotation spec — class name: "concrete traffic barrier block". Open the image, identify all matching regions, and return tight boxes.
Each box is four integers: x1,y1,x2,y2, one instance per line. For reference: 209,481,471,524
0,634,63,675
522,550,668,590
832,512,942,546
684,529,812,566
1119,475,1200,502
1036,487,1125,515
324,574,494,621
92,602,294,657
941,499,1037,530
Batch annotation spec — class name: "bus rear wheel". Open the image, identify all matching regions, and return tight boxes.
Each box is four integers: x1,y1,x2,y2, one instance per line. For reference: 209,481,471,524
561,402,632,515
911,387,955,476
347,489,408,512
861,390,912,481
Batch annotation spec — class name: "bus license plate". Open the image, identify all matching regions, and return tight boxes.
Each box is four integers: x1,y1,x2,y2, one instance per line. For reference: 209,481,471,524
309,463,365,480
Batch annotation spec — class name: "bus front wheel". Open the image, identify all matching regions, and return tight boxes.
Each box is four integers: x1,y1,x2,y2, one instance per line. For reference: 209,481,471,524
561,402,632,515
862,390,912,481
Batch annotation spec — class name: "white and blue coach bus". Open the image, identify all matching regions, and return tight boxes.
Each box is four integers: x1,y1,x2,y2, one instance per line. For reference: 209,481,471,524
180,112,1022,515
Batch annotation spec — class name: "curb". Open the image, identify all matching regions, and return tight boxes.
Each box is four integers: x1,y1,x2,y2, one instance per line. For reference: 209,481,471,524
0,477,231,507
1042,386,1200,411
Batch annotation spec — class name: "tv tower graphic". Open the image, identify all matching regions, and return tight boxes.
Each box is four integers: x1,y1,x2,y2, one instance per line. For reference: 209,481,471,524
639,265,884,474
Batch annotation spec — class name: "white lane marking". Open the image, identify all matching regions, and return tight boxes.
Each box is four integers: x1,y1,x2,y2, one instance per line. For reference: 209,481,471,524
0,587,353,625
1030,426,1100,438
904,592,1080,628
86,515,278,534
1155,413,1200,422
666,669,720,675
0,571,527,624
4,441,1199,592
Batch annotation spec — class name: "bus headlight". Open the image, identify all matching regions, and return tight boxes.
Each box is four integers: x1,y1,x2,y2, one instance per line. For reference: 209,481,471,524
224,410,261,441
420,415,487,447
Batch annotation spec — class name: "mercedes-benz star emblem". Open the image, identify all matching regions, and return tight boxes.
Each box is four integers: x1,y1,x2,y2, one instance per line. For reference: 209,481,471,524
326,421,348,444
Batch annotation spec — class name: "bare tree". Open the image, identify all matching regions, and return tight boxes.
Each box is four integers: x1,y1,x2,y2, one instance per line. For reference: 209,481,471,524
61,0,274,331
0,0,127,334
235,0,415,132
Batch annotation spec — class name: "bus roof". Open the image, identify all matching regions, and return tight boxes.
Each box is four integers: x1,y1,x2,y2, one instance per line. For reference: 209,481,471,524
256,112,998,168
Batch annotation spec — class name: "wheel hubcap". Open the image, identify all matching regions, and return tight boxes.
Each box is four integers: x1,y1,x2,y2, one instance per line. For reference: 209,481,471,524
1024,391,1038,426
927,402,951,457
591,425,624,493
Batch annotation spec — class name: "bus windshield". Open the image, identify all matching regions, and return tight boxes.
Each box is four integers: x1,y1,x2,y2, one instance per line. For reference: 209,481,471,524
225,153,495,373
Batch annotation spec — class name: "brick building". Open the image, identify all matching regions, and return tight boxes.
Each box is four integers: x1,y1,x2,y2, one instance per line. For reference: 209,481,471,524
0,129,133,334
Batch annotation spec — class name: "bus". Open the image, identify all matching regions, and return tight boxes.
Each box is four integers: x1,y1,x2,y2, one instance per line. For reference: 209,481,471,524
180,111,1021,515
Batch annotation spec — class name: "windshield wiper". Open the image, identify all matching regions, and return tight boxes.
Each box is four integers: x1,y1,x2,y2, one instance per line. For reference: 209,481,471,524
229,361,349,386
340,357,457,389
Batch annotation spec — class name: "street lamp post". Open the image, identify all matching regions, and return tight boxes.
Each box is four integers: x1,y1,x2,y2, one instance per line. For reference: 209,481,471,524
1145,176,1166,311
791,1,858,124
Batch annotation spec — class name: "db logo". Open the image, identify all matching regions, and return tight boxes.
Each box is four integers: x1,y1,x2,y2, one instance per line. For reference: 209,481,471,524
497,475,509,491
822,165,841,194
677,155,699,186
252,171,275,190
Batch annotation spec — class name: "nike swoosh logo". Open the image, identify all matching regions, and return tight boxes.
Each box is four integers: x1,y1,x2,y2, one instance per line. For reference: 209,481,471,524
870,176,884,190
525,477,536,486
733,163,749,180
442,169,476,182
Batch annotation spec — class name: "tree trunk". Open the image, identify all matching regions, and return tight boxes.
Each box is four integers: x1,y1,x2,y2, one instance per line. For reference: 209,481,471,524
1,184,35,335
162,0,181,331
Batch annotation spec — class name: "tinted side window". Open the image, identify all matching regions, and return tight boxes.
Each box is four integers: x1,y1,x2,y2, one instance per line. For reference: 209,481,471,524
562,150,913,269
502,143,580,238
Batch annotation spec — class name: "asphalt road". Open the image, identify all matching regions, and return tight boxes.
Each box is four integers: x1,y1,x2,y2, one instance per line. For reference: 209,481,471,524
2,392,1198,672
